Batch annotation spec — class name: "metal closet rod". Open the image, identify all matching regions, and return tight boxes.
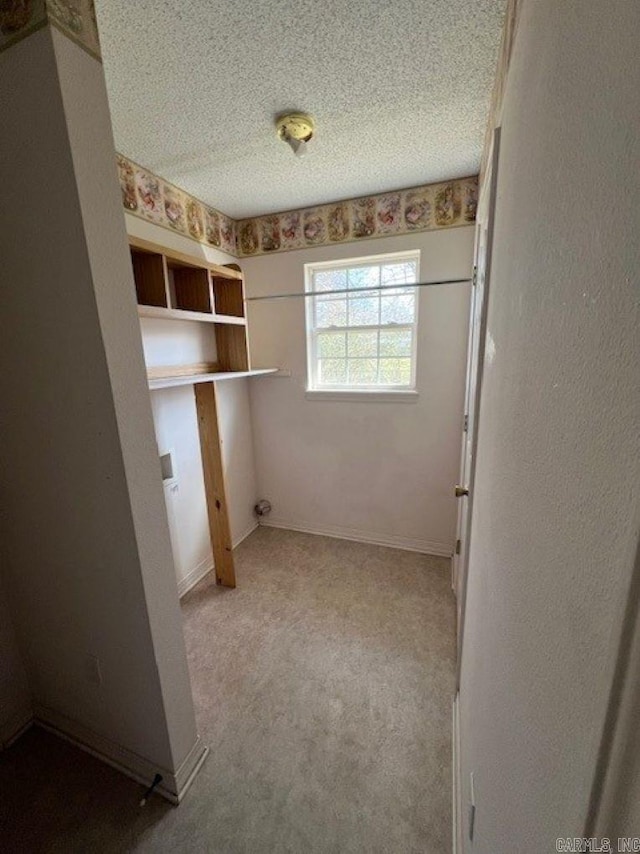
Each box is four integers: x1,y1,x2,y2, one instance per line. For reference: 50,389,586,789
245,277,472,302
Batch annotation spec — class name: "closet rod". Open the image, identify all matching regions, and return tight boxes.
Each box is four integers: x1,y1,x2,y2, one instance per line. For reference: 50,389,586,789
245,277,472,302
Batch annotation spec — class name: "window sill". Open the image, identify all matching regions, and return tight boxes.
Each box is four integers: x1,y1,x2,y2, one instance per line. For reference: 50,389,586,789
305,389,419,403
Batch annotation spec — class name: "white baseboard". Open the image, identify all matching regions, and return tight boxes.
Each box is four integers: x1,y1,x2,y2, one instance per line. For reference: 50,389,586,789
0,707,34,751
177,556,214,598
233,520,259,549
453,692,463,854
172,733,210,801
259,517,453,558
177,521,259,598
33,703,208,804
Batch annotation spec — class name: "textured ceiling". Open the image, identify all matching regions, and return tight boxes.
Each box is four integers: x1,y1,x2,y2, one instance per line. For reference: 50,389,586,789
95,0,505,219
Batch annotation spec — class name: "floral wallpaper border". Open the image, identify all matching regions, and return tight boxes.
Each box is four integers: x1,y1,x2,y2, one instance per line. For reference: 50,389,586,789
236,177,478,257
117,154,238,257
117,153,478,260
0,0,100,60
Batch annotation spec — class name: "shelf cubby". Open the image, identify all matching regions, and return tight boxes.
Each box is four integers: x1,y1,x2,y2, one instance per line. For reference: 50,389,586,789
130,249,168,307
216,325,249,372
212,275,244,318
169,262,212,314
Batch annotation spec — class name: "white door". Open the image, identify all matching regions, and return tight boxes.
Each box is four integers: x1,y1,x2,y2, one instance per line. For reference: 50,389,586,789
453,128,501,682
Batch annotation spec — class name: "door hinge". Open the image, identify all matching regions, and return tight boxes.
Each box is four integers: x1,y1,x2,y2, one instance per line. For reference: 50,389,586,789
455,538,461,555
472,266,478,287
463,413,469,432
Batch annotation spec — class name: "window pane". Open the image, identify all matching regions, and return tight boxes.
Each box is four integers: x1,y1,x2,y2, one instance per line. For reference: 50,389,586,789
380,294,415,324
347,266,380,291
348,297,379,326
378,358,412,385
379,328,412,356
348,359,378,385
382,286,417,299
381,261,417,289
307,254,418,390
347,330,377,357
314,268,347,299
316,299,347,328
319,359,347,384
317,332,346,357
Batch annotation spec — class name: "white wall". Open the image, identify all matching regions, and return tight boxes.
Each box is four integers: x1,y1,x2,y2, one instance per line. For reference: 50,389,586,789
458,1,640,850
595,542,640,838
242,228,473,555
0,575,31,747
141,317,218,369
216,379,261,547
0,26,201,797
126,212,236,268
149,381,258,594
127,215,259,592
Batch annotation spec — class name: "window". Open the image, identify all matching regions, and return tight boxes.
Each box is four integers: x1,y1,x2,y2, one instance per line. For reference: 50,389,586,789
305,251,420,396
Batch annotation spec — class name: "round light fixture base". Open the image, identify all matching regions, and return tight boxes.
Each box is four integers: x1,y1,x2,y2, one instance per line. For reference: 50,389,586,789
276,112,315,157
276,112,315,142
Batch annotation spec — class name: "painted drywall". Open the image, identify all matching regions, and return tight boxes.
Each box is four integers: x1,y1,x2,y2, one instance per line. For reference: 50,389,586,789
141,317,218,370
215,379,261,547
149,381,258,593
595,542,640,838
0,26,201,793
150,387,213,592
458,1,640,850
241,227,473,554
128,214,259,592
126,211,236,268
0,575,31,747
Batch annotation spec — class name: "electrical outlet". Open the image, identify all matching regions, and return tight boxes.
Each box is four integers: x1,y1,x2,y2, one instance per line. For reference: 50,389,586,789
84,654,102,686
160,449,180,481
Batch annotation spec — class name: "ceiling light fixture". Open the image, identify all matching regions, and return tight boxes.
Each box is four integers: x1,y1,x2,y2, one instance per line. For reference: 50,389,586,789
276,112,315,158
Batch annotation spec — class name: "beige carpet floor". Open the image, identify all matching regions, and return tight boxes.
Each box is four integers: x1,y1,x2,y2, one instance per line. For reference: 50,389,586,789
0,527,456,853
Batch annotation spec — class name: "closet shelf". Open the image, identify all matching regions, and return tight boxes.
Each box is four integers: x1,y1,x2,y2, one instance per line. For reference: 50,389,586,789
148,368,278,390
137,305,247,325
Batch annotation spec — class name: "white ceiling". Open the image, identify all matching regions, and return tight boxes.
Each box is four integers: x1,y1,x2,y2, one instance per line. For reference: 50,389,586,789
96,0,505,219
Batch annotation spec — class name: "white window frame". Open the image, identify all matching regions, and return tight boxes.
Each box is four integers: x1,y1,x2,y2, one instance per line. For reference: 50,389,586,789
304,250,420,401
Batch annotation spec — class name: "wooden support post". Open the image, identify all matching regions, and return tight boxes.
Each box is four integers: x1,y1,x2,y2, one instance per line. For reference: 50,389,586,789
194,382,236,588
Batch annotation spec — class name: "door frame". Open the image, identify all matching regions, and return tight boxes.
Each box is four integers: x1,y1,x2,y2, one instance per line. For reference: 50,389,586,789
454,127,501,687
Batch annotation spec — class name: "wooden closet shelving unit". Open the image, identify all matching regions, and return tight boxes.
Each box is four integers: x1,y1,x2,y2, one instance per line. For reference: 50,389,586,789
129,236,274,589
130,235,257,378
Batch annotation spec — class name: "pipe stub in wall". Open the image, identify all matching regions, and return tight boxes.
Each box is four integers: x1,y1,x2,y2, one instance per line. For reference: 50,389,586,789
254,500,272,517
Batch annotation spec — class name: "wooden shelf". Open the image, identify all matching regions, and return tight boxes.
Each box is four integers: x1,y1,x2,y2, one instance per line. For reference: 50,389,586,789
137,304,247,325
130,238,246,323
130,235,255,590
148,369,277,390
130,237,250,372
130,236,242,280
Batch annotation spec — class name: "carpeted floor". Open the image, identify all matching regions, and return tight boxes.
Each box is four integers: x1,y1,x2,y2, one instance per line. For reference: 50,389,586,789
0,528,456,853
